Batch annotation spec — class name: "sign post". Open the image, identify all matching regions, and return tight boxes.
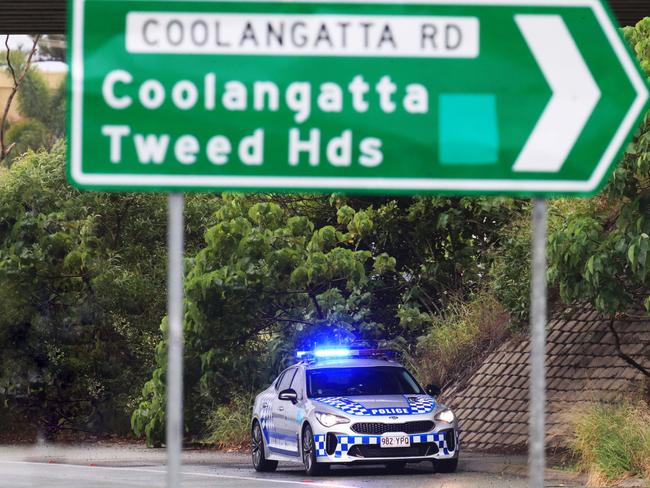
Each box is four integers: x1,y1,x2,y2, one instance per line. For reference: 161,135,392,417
529,199,547,487
67,1,649,487
166,193,184,488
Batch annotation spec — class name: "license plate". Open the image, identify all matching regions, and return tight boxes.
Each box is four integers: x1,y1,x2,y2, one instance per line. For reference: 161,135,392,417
380,434,411,448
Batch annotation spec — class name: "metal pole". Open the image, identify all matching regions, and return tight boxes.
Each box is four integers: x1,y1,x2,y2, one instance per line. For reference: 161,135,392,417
529,198,547,488
167,193,184,488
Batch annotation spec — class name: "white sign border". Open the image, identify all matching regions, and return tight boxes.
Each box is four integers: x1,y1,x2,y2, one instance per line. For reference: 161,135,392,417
70,0,649,193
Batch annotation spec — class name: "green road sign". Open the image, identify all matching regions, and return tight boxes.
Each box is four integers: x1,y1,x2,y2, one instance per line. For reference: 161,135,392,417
68,0,649,195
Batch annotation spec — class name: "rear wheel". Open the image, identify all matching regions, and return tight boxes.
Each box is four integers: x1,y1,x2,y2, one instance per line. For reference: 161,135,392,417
385,461,406,473
302,425,329,476
251,422,278,472
433,457,458,473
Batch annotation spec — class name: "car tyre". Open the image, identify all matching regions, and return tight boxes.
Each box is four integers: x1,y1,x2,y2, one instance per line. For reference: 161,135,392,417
302,424,329,476
251,421,278,472
385,461,406,473
433,457,458,473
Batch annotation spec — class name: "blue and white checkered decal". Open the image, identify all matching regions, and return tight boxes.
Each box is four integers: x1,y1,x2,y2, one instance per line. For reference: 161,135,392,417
314,434,327,457
406,395,436,414
315,395,435,416
258,393,275,443
314,432,455,458
315,397,370,415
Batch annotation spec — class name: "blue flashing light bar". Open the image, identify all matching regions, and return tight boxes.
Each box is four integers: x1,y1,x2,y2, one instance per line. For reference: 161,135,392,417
297,347,352,359
296,347,398,361
314,347,351,358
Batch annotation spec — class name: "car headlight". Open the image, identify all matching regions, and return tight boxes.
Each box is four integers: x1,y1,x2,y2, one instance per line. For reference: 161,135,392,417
315,411,350,428
434,409,455,423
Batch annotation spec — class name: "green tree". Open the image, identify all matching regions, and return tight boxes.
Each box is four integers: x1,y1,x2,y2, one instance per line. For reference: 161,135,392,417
0,145,219,438
356,196,527,337
132,195,397,445
15,59,51,125
5,119,50,159
1,50,65,165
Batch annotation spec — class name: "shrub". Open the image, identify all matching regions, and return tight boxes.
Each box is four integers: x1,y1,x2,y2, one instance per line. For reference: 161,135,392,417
569,402,650,486
15,62,52,123
489,198,598,327
489,214,531,326
44,80,66,138
0,145,220,440
5,118,50,164
413,292,509,389
203,392,255,451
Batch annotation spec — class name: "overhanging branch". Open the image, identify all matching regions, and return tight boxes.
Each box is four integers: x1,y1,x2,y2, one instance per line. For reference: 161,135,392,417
608,314,650,379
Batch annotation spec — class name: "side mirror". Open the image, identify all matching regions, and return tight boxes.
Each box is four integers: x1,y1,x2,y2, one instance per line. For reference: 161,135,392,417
278,388,298,403
426,384,442,397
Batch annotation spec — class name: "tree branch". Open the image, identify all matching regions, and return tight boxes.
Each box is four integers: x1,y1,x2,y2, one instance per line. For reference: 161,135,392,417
308,289,325,320
608,314,650,379
1,34,40,163
272,317,315,327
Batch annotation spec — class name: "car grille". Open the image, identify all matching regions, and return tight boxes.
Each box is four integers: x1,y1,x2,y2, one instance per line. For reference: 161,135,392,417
351,421,435,435
347,443,439,458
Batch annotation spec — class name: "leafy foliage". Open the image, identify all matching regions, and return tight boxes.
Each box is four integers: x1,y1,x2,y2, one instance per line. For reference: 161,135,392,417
15,59,52,125
1,50,66,165
352,196,526,338
489,210,532,325
5,119,49,158
0,145,218,439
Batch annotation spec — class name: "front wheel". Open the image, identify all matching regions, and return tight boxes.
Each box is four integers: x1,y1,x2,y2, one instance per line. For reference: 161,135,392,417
302,425,329,476
433,457,458,473
251,422,278,472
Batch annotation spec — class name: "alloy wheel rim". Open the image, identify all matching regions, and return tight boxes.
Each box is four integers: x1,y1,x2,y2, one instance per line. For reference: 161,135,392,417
252,426,262,466
303,431,313,470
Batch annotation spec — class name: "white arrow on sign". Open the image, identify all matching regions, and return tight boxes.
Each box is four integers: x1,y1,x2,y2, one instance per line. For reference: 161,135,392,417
513,15,601,173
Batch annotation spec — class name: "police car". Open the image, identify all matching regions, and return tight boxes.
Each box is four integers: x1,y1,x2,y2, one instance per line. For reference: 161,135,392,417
251,348,459,475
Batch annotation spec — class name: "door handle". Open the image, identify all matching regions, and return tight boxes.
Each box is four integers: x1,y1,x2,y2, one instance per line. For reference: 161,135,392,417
262,403,269,408
278,406,285,412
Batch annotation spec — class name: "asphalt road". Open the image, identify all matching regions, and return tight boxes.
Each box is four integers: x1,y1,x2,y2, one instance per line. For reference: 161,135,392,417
0,446,583,488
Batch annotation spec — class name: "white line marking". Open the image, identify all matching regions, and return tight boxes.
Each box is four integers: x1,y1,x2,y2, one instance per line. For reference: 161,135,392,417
513,15,601,173
0,460,358,487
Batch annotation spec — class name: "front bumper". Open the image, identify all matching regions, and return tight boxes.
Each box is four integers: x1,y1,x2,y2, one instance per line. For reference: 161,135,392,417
313,429,458,463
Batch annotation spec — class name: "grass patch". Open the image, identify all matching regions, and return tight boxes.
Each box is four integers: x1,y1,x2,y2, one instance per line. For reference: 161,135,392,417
203,392,253,451
569,402,650,486
413,292,509,389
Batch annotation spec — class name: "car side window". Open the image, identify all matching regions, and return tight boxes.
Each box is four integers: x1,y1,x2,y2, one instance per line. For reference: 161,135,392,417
277,368,297,392
290,368,305,398
274,371,286,391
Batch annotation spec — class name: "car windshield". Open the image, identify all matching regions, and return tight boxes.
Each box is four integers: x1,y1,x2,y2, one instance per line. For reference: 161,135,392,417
306,366,424,397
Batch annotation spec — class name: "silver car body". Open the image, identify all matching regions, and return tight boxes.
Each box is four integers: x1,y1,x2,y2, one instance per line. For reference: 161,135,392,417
251,357,459,465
